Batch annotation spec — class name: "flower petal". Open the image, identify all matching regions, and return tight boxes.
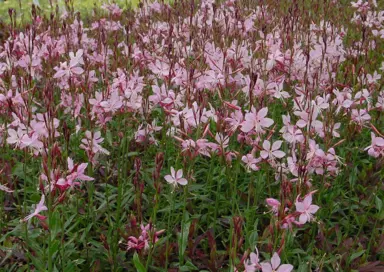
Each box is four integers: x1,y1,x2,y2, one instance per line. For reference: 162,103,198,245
177,178,188,186
271,253,281,270
263,140,271,151
272,140,283,151
272,150,286,159
277,264,294,272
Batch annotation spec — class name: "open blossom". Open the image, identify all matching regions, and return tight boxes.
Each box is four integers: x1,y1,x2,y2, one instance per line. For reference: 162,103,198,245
214,133,229,150
260,140,285,160
225,109,243,134
100,91,123,113
295,192,320,224
80,131,110,156
24,194,48,222
7,128,25,147
7,128,43,150
241,107,274,134
126,223,165,252
101,3,123,16
365,132,384,158
164,167,188,186
261,253,293,272
266,198,281,215
148,59,170,77
59,158,94,187
242,154,261,171
53,61,83,79
351,109,371,126
244,248,260,272
53,49,84,78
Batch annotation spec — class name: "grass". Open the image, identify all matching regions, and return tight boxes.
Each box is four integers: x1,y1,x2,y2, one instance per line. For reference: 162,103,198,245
0,0,139,22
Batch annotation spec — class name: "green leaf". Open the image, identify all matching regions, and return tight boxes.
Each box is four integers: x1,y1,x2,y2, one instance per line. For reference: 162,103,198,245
179,260,199,271
247,230,258,249
27,252,45,271
132,252,146,272
106,129,113,146
375,196,382,212
178,212,191,260
49,240,60,257
64,262,76,272
296,263,309,272
349,250,365,262
49,211,61,239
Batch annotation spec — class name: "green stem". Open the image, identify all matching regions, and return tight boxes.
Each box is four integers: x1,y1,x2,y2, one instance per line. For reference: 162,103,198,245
165,191,175,269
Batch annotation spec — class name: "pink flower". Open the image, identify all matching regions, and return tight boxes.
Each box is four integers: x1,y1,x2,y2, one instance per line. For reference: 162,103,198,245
100,91,123,113
126,223,165,252
351,109,371,126
261,253,293,272
241,107,274,134
295,193,320,224
260,140,285,160
225,109,243,134
148,59,170,77
24,194,48,221
365,132,384,158
7,128,43,151
244,248,260,272
63,158,94,187
53,50,84,79
242,154,261,171
69,49,84,67
214,133,229,150
164,167,188,187
80,131,110,156
7,128,24,147
0,184,13,193
20,133,43,150
266,198,281,215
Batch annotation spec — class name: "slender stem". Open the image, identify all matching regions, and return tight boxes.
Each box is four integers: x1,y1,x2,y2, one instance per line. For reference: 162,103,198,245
165,191,175,269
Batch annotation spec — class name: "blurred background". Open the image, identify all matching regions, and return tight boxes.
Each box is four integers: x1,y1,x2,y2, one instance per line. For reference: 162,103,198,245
0,0,139,22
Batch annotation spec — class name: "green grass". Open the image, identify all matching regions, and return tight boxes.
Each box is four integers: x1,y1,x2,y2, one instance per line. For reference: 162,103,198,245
0,0,139,22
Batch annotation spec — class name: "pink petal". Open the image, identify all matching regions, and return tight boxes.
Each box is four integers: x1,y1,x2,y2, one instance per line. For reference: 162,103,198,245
53,70,66,78
78,173,94,181
0,185,13,193
176,169,183,179
271,253,281,270
266,198,280,207
263,140,271,151
260,262,273,272
272,150,286,159
272,140,283,151
177,178,188,186
375,137,384,146
67,158,74,171
260,151,269,159
257,107,268,118
241,120,254,133
295,201,305,212
303,194,313,208
170,167,176,178
71,67,84,75
260,118,274,128
299,213,308,224
277,264,294,272
164,175,175,184
308,205,320,214
250,252,259,264
296,119,307,128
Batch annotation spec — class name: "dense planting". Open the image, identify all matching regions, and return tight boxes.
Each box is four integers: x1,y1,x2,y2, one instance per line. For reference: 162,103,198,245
0,0,384,271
